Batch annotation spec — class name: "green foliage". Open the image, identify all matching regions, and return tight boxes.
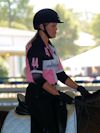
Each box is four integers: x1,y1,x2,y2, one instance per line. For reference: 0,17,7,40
0,20,28,30
11,21,28,30
89,14,100,45
0,0,34,30
53,4,79,59
0,57,8,78
74,12,90,32
0,20,8,27
90,14,100,37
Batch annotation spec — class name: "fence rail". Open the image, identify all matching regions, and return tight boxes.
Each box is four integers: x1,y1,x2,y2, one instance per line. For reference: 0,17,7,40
0,85,100,93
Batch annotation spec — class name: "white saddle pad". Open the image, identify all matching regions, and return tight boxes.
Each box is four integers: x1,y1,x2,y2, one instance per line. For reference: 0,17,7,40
65,104,77,133
1,105,77,133
1,109,30,133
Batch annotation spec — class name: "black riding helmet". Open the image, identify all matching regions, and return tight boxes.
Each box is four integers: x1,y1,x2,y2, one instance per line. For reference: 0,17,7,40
33,8,63,30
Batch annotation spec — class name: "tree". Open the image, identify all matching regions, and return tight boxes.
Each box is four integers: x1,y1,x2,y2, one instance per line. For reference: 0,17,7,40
0,0,34,30
0,57,8,79
89,14,100,46
52,4,79,59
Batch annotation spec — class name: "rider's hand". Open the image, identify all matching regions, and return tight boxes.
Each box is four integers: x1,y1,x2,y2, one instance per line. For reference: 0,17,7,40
77,86,90,97
57,91,73,104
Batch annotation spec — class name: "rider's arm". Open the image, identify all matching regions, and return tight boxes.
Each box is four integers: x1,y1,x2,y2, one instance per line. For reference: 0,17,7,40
57,71,78,89
64,77,78,89
42,82,60,95
31,73,59,95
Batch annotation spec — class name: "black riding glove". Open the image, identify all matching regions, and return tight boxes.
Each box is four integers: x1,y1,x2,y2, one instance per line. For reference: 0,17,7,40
77,86,90,97
57,91,74,104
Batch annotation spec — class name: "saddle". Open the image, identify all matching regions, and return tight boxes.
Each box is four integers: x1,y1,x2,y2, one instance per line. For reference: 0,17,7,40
15,92,73,116
15,94,30,115
15,93,68,133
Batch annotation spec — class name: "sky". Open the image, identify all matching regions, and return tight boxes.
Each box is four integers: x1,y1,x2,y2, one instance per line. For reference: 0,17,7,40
29,0,100,13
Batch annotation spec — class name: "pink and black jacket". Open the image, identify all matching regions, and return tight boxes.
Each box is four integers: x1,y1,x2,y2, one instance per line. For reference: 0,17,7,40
26,33,69,88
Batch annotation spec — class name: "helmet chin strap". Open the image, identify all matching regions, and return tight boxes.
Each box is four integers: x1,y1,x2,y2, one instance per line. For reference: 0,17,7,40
43,25,51,38
38,25,52,38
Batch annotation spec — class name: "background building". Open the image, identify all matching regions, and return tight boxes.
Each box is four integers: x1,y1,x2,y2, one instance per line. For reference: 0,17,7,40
0,27,35,77
62,46,100,77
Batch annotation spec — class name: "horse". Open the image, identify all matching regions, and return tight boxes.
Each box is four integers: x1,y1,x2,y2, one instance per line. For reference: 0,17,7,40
75,89,100,133
1,90,100,133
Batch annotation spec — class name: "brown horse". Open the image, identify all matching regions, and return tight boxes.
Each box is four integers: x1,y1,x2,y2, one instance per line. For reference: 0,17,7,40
0,111,8,131
1,90,100,133
75,90,100,133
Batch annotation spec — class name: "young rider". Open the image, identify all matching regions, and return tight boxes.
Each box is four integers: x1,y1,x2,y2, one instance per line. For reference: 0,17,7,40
25,8,89,133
